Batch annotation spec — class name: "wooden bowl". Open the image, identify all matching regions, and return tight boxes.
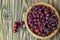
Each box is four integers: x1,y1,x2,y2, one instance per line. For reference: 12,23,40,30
23,2,60,39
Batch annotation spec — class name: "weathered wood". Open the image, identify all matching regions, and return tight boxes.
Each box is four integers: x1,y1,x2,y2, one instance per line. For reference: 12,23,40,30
0,0,60,40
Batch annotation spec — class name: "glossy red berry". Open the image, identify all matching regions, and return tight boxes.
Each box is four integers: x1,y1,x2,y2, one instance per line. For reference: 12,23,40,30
37,19,40,21
13,28,17,33
20,21,25,25
45,11,48,14
45,8,48,11
14,27,17,29
33,14,36,18
46,17,48,20
14,22,18,27
51,9,55,13
13,30,17,33
39,9,42,11
28,21,31,24
38,22,40,25
35,28,39,33
34,19,36,21
46,14,49,17
13,25,18,33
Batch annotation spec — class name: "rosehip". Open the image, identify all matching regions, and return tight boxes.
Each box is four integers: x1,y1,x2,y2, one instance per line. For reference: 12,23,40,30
46,17,49,20
28,21,32,24
35,28,39,33
34,19,36,21
46,14,49,17
13,28,17,33
38,22,40,25
20,21,25,25
14,22,18,27
37,19,40,21
13,29,17,33
37,15,39,18
39,9,42,11
51,9,55,13
45,8,48,11
42,6,45,9
14,26,18,29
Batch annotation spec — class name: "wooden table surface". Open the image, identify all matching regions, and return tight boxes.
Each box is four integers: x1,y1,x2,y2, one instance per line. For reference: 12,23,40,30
0,0,60,40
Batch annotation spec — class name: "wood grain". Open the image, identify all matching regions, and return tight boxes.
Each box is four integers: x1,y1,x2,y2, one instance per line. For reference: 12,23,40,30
0,0,60,40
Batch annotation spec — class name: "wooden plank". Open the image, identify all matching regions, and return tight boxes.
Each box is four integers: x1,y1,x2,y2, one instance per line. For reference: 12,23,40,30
49,0,52,5
22,32,26,40
0,0,60,40
0,10,2,40
8,0,14,40
12,0,18,40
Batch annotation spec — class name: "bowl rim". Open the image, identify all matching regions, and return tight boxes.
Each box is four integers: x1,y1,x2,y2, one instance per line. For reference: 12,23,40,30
23,2,60,39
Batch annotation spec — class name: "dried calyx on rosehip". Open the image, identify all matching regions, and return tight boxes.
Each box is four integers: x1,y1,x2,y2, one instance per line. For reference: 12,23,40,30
27,5,58,36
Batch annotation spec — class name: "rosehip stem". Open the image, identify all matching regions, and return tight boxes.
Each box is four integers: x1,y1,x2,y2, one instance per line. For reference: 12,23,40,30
45,15,56,24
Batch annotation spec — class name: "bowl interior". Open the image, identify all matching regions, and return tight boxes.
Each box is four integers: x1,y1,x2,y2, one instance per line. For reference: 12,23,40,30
23,2,59,39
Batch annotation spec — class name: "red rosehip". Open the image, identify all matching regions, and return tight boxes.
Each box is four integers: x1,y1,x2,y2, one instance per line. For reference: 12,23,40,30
39,12,42,15
40,14,44,18
32,13,36,18
39,27,42,32
42,6,45,9
34,22,37,25
20,21,25,25
34,19,36,21
41,34,46,36
37,19,40,21
42,19,45,22
14,22,18,27
46,14,49,17
45,8,48,11
51,9,55,13
38,22,41,25
14,26,18,29
30,24,33,27
39,9,42,11
28,16,30,19
38,32,41,35
46,17,49,20
33,26,37,28
44,11,49,14
13,27,17,31
37,15,39,18
35,28,39,33
13,30,16,33
29,19,32,22
35,8,38,10
51,24,55,26
13,29,17,33
28,21,32,24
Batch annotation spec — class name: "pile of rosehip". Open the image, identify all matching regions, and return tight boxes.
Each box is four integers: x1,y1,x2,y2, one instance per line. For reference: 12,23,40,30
27,5,58,36
13,21,25,33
